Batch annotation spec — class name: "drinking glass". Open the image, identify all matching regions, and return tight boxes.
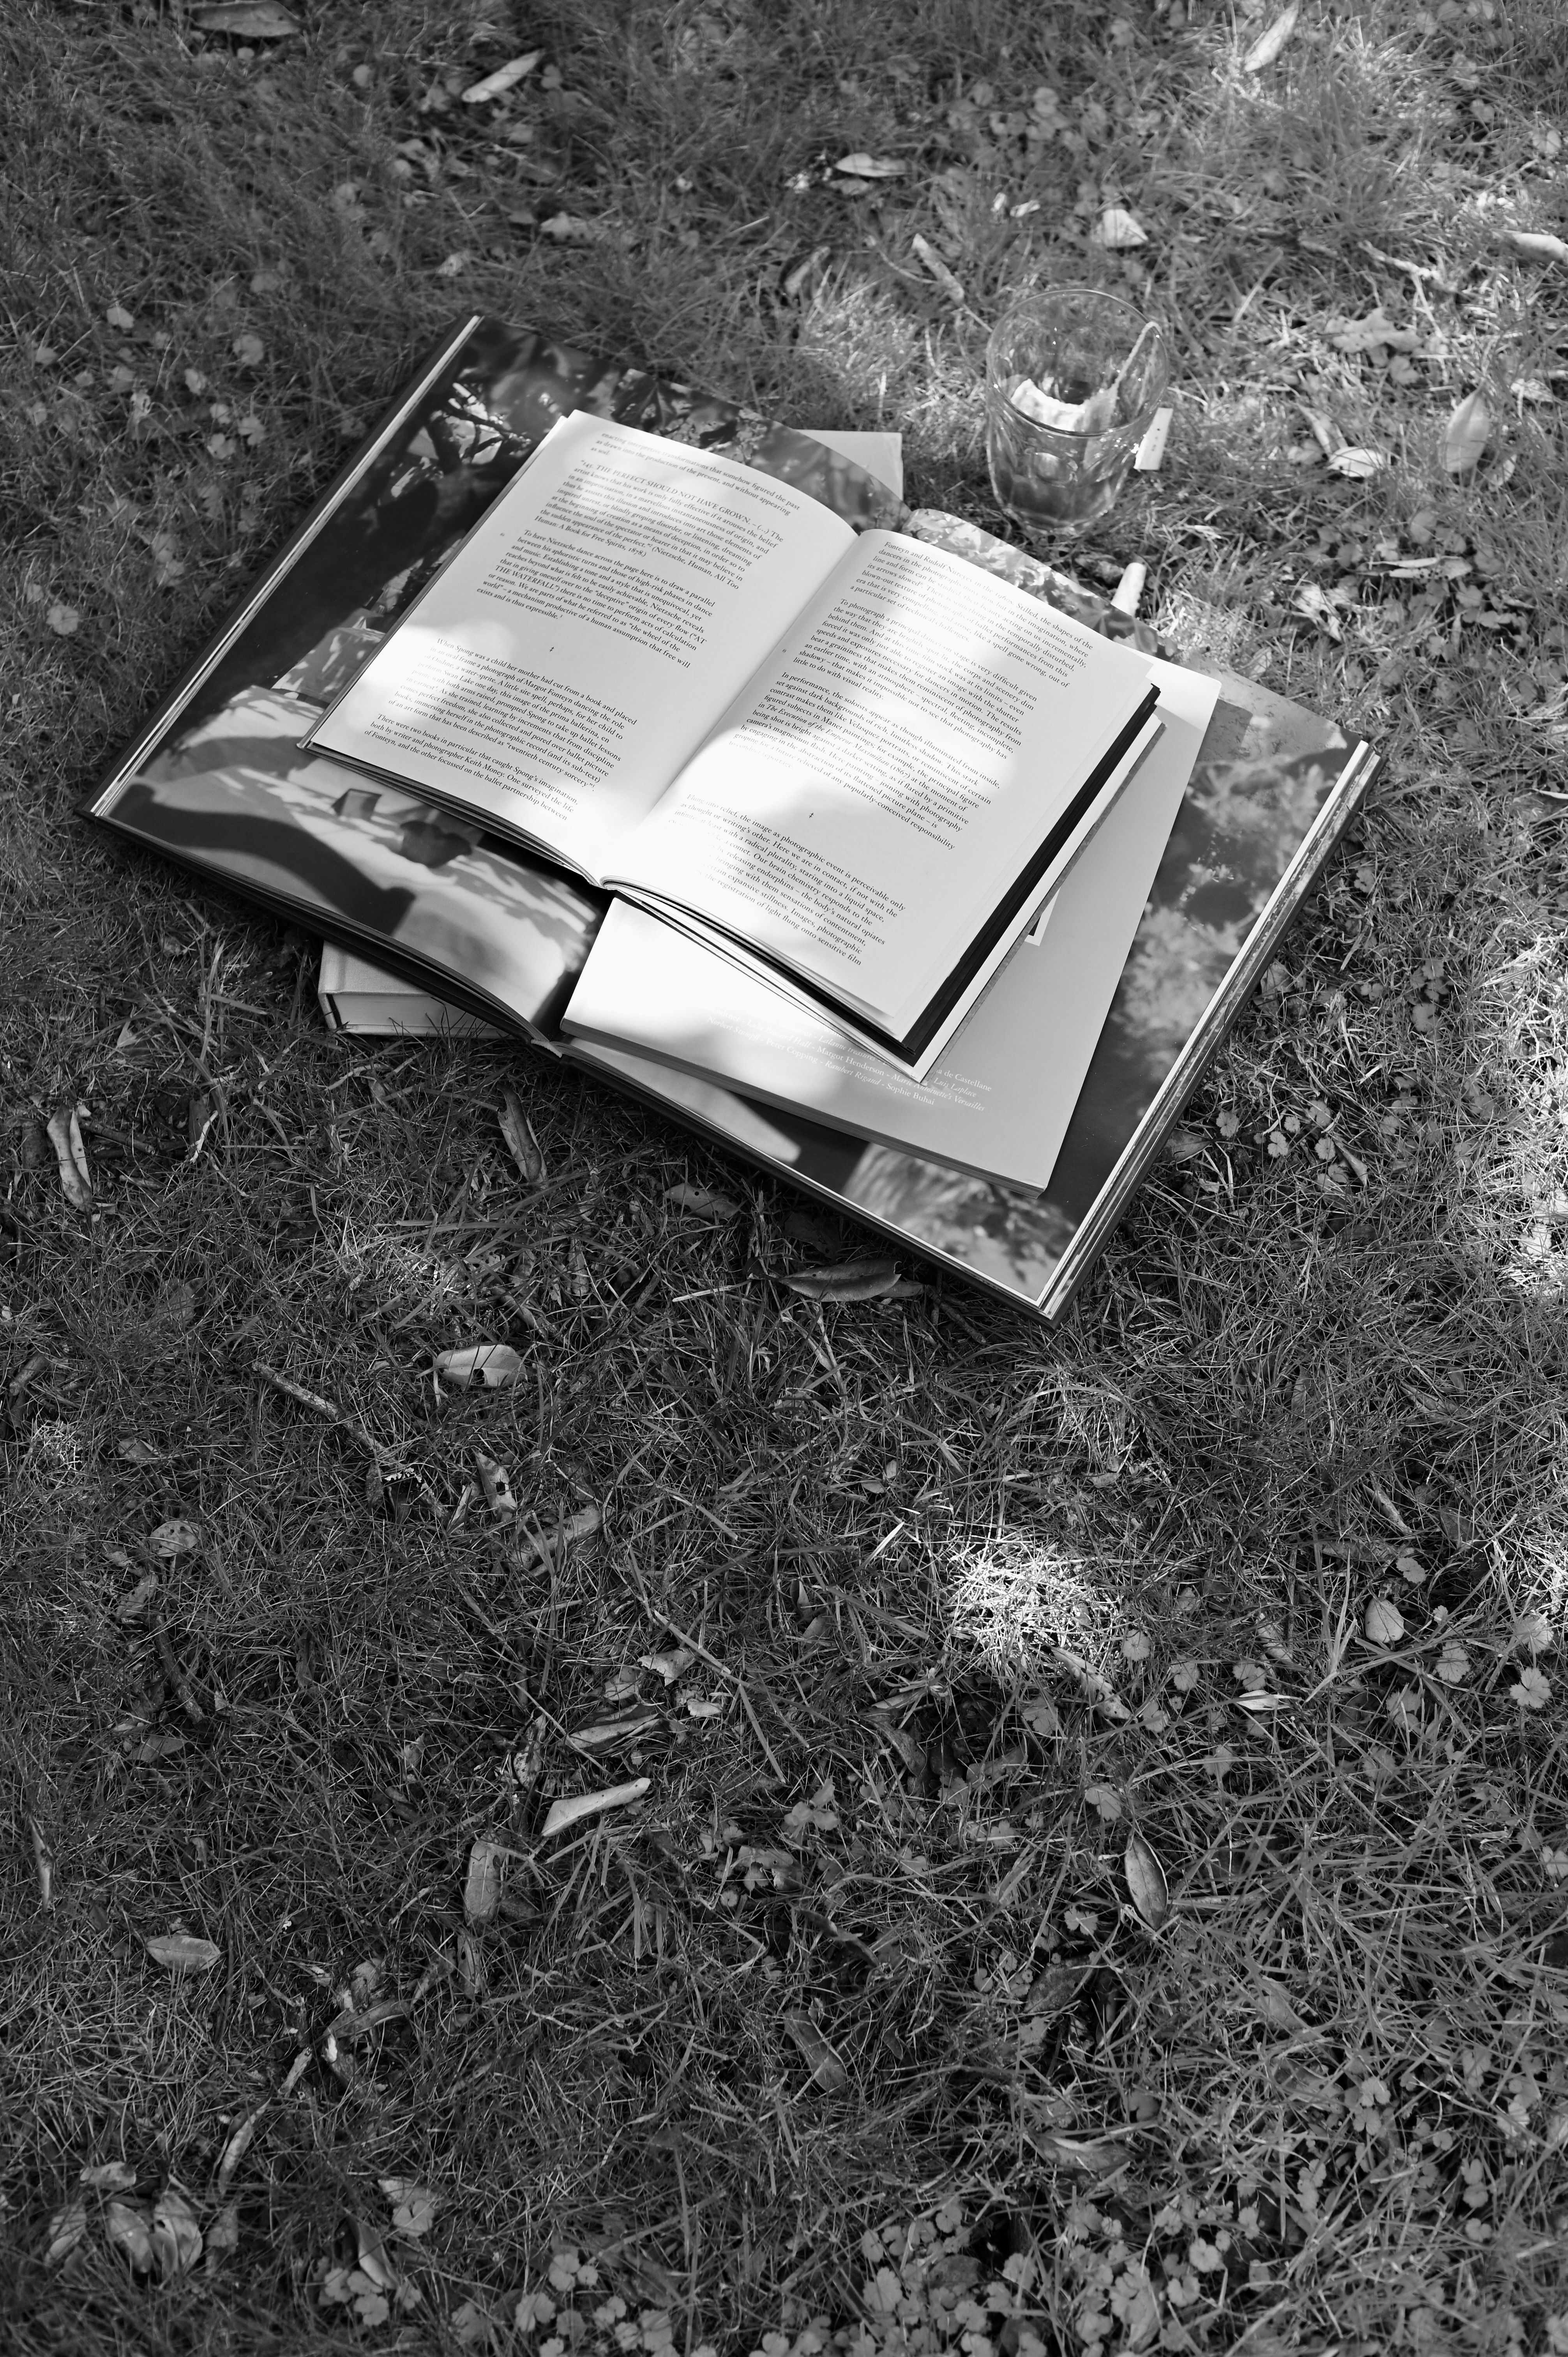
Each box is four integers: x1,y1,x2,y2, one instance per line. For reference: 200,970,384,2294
984,286,1169,541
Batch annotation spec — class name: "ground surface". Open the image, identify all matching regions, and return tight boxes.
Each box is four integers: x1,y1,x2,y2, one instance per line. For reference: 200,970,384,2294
4,2,1568,2352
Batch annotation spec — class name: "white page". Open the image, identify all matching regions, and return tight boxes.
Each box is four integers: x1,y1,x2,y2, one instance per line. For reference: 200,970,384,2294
605,527,1155,1036
305,413,856,883
566,662,1218,1188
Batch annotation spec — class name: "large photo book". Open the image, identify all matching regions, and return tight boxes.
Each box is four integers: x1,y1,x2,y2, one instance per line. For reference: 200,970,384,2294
85,314,1378,1321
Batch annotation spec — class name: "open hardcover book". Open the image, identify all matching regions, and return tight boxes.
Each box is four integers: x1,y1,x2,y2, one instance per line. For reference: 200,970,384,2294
303,410,1161,1071
85,314,1378,1320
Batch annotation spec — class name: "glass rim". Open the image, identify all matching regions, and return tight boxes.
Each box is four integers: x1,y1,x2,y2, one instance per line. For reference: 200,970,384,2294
988,281,1165,334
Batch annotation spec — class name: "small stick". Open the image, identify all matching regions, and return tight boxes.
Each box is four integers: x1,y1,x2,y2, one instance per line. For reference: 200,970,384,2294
254,1362,392,1465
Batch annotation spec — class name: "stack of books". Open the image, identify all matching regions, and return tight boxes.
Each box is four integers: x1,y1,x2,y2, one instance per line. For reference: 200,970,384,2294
87,318,1377,1318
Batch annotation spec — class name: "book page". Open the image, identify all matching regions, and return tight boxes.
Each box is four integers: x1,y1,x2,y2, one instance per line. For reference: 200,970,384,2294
305,413,856,883
567,663,1218,1186
606,528,1154,1035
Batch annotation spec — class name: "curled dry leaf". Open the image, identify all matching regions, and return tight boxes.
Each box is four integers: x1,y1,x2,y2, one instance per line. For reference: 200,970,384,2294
1243,1,1300,71
462,50,543,103
498,1089,545,1182
783,2011,849,2089
639,1646,694,1685
152,2186,203,2276
1091,206,1148,250
435,1343,523,1391
1443,390,1492,475
512,1502,600,1568
146,1933,222,1976
540,1777,650,1840
781,1256,900,1302
834,152,904,178
80,2159,138,2191
569,1705,661,1751
1502,227,1568,266
1365,1597,1405,1647
106,2198,155,2272
1124,1828,1170,1931
150,1518,200,1559
665,1181,741,1218
463,1836,505,1926
45,2196,89,2266
1327,446,1387,481
46,1109,92,1208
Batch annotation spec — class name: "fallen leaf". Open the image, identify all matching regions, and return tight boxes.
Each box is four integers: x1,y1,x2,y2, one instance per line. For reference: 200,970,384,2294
783,2010,848,2088
151,2186,203,2276
515,2290,560,2333
1091,206,1148,249
380,2178,438,2239
539,214,600,243
150,1518,200,1559
231,332,264,368
911,233,965,302
462,50,543,103
781,1256,901,1302
145,1933,221,1976
1291,581,1344,642
540,1778,650,1840
192,2,300,33
1252,1974,1306,2033
639,1646,694,1686
685,1694,723,1720
473,1449,517,1518
44,2195,89,2266
463,1837,505,1926
498,1089,544,1182
512,1502,600,1567
1084,1782,1123,1823
834,152,904,178
46,1108,92,1206
665,1181,741,1218
1434,1639,1471,1685
1365,1597,1405,1647
1243,2,1299,71
435,1343,523,1391
1514,1612,1554,1655
80,2160,138,2191
1124,1829,1170,1930
105,2198,155,2271
1327,445,1387,480
1501,226,1568,266
46,602,80,637
1443,389,1492,474
1233,1691,1290,1714
570,1705,661,1751
1511,1666,1552,1710
115,1571,160,1624
1028,1962,1089,2017
437,252,473,277
106,303,136,330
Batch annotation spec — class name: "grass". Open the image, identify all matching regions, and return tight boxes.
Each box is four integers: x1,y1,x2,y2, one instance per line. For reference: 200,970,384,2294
3,0,1568,2349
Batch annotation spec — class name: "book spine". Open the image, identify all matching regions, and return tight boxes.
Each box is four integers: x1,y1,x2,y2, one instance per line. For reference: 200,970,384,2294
1035,741,1380,1323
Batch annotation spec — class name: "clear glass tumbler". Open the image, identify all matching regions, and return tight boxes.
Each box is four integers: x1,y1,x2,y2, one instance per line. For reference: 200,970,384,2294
984,285,1170,541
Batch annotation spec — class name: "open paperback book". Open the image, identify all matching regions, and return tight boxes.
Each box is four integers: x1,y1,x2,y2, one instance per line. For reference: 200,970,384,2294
302,409,1162,1072
86,314,1378,1319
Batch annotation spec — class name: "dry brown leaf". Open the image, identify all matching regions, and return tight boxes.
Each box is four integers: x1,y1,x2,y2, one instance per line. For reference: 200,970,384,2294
105,2198,155,2271
151,2186,203,2276
79,2160,138,2191
1502,227,1568,266
44,2196,88,2267
498,1090,545,1182
462,51,543,103
150,1518,200,1559
1365,1597,1405,1646
1443,390,1491,474
1091,206,1148,249
512,1502,600,1567
435,1343,523,1391
46,1108,92,1208
834,152,904,178
540,1777,650,1839
463,1837,505,1926
1124,1828,1170,1931
781,1256,901,1302
665,1181,741,1218
146,1933,221,1976
783,2010,848,2088
1243,2,1300,71
192,2,300,32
